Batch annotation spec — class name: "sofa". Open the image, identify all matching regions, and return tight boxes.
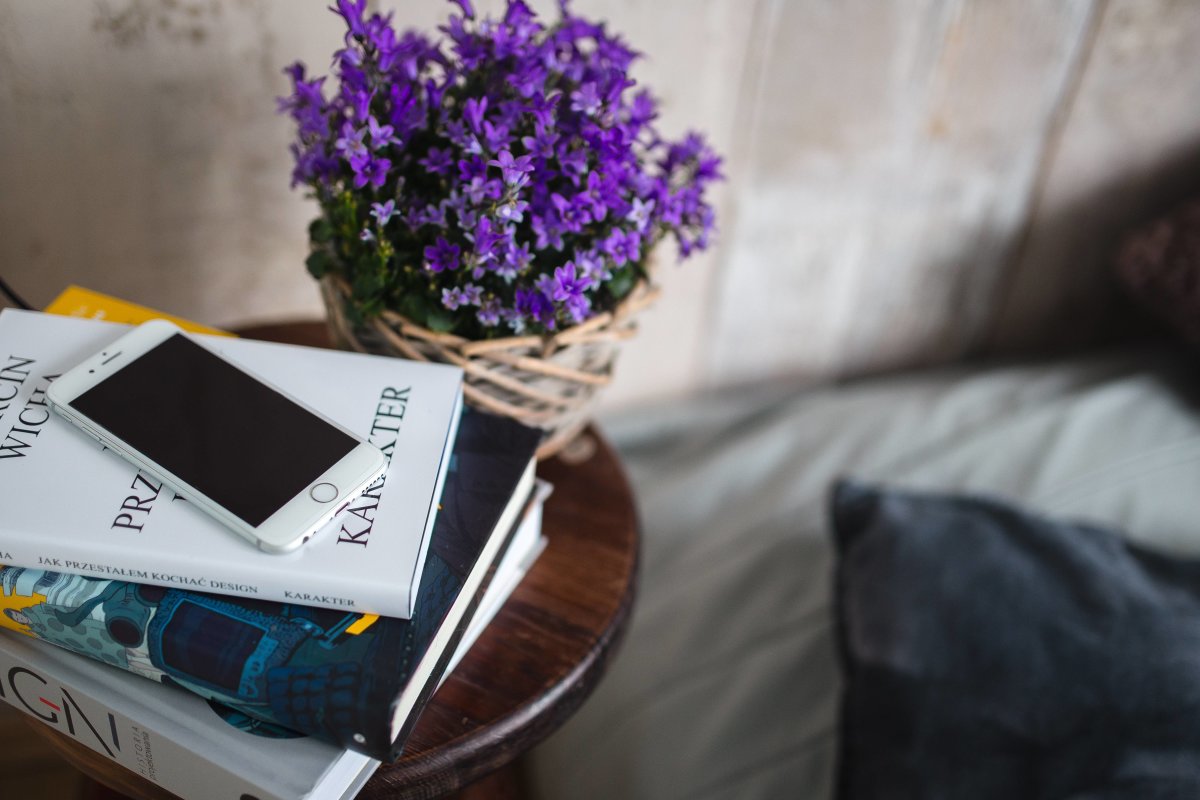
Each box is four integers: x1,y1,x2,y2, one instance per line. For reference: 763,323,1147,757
526,338,1200,798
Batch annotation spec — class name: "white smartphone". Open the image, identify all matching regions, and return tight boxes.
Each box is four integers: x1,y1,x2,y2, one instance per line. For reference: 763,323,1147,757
47,319,388,554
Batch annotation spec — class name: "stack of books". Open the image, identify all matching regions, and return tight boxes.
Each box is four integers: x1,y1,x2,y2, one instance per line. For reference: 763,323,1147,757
0,293,547,800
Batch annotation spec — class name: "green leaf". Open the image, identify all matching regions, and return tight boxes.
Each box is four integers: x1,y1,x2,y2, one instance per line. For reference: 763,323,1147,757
398,292,437,328
608,267,635,299
352,268,384,300
308,218,334,244
424,308,455,333
305,250,333,279
343,301,367,327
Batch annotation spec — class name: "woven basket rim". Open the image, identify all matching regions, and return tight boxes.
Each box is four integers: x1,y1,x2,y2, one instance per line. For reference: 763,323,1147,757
321,272,660,352
319,272,659,459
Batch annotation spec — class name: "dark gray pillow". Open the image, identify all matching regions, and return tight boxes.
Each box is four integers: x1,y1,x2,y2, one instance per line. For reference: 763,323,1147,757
831,480,1200,800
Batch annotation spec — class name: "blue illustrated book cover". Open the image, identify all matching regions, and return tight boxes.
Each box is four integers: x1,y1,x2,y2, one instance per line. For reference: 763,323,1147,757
0,408,540,761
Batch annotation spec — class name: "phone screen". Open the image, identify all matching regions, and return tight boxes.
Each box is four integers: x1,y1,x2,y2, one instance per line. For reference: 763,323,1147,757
71,333,358,526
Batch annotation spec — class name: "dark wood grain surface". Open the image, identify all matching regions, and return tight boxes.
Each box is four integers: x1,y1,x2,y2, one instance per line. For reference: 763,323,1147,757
25,321,640,800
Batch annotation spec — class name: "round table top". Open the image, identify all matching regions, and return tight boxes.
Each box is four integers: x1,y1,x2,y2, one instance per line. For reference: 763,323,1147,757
27,321,641,800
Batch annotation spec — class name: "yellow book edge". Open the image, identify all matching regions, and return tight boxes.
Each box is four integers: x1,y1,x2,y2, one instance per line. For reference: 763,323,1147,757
43,285,234,337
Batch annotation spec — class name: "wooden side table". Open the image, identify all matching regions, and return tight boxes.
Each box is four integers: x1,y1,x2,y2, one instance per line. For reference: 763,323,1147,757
25,322,640,800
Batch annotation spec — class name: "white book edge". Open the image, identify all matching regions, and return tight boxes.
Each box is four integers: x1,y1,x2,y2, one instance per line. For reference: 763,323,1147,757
388,461,538,743
443,479,551,679
0,631,379,800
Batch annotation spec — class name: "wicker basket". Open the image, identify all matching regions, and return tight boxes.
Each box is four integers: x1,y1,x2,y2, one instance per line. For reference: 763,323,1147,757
320,274,660,459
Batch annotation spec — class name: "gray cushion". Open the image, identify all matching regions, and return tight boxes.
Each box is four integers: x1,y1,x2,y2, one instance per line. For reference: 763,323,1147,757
833,480,1200,799
526,345,1200,800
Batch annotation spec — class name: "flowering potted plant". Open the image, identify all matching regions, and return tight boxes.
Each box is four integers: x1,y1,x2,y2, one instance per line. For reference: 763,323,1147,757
280,0,721,456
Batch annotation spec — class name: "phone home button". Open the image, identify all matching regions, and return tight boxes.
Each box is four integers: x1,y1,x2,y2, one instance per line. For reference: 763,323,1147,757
309,482,338,503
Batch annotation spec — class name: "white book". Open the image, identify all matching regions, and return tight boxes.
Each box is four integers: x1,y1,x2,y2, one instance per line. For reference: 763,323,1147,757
0,490,547,800
0,310,464,617
0,630,379,800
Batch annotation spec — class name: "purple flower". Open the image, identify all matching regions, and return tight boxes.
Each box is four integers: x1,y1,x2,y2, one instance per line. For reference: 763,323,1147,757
550,261,593,300
527,92,560,129
627,197,655,232
336,45,363,71
575,248,611,283
558,147,588,182
481,120,512,153
456,204,479,231
463,96,488,134
531,214,564,251
419,147,454,175
477,298,502,327
387,83,423,136
369,19,399,67
279,65,329,137
492,1,540,57
408,202,446,228
283,64,326,111
462,283,484,305
562,292,591,323
456,155,488,183
289,143,335,188
500,309,525,333
441,286,471,310
603,228,641,267
515,287,556,330
521,125,558,159
370,199,396,226
366,116,400,149
538,267,589,323
550,192,590,232
507,61,547,98
468,217,506,263
496,198,529,224
424,237,461,273
335,124,368,159
569,82,602,116
349,153,391,188
628,88,657,127
444,119,481,154
346,87,373,121
488,150,534,187
658,189,685,227
464,176,502,205
497,239,533,280
331,0,367,38
597,33,638,72
504,1,539,37
583,171,617,222
282,0,723,337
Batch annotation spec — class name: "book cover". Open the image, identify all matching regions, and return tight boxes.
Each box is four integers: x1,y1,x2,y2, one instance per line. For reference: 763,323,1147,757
0,309,464,616
444,479,551,680
43,285,233,337
0,485,547,800
0,631,379,800
0,408,541,760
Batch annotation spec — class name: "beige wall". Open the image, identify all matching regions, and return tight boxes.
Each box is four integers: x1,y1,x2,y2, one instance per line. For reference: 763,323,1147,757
3,1,1199,409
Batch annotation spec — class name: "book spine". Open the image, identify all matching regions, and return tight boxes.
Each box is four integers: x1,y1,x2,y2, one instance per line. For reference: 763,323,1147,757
0,532,404,616
0,636,292,800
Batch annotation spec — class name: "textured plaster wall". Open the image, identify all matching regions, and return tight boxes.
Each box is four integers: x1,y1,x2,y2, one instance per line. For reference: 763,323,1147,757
3,1,1200,408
